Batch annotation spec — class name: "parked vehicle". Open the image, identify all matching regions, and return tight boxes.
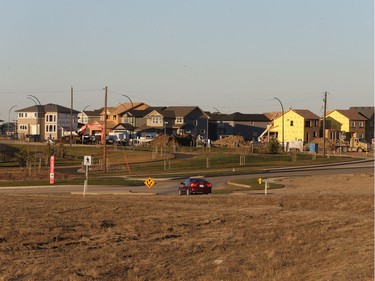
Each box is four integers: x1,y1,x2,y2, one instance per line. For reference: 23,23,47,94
178,177,212,195
335,137,370,152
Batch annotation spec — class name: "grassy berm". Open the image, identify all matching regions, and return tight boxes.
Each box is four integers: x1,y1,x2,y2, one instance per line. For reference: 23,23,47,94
0,174,373,281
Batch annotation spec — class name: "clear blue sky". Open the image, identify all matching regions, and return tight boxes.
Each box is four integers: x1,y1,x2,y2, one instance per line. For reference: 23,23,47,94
0,0,373,122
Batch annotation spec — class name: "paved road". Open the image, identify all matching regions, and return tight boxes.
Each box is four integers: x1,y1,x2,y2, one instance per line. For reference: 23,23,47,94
0,158,373,196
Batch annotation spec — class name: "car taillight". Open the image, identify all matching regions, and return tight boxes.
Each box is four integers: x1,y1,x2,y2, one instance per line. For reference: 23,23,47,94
190,182,198,187
207,183,212,188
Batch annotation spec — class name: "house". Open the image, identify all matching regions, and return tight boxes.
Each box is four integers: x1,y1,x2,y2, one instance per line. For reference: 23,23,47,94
167,106,209,139
16,103,79,141
133,106,209,140
78,108,103,125
349,106,374,142
268,109,320,143
210,112,270,141
99,102,149,136
326,109,368,140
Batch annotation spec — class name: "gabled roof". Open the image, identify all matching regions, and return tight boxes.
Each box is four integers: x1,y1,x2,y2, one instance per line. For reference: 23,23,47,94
328,109,368,121
16,103,80,114
263,112,282,121
83,108,104,117
145,109,175,118
349,106,374,120
292,109,320,120
211,112,270,122
112,102,149,115
167,106,205,117
112,123,136,131
128,107,167,118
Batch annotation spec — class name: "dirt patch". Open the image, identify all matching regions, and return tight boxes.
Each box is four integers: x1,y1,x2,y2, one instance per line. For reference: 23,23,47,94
0,174,373,281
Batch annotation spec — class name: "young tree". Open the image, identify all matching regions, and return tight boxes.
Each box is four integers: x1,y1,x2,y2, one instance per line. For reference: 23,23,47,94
267,138,281,154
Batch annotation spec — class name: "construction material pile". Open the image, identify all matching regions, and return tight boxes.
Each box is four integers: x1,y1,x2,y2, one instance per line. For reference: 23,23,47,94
212,135,246,147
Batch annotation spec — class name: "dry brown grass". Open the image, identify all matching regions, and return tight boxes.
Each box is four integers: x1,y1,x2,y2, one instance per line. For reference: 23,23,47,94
0,174,373,280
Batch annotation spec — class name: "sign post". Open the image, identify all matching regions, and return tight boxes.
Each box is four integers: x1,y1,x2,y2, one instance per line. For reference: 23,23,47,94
49,155,55,184
83,156,92,197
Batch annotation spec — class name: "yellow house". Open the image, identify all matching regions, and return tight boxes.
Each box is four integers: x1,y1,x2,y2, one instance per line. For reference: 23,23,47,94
326,110,367,140
269,109,320,143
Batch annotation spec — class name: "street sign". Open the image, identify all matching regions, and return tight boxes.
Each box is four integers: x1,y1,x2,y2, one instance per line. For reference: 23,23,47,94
84,156,92,166
144,177,156,189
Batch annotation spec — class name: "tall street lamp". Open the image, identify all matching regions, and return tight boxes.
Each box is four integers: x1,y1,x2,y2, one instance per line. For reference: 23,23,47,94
122,94,136,136
8,105,17,137
27,95,42,142
274,97,284,151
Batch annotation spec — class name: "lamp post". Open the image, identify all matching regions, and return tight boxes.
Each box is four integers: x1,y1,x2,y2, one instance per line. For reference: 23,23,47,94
274,97,284,151
164,121,168,135
27,95,42,142
122,94,136,137
8,105,17,137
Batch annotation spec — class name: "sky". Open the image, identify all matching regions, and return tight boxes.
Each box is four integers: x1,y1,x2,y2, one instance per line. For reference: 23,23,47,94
0,0,373,122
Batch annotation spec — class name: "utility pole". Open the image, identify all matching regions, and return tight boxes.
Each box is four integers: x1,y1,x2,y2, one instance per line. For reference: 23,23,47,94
322,91,328,157
103,86,108,173
70,87,73,147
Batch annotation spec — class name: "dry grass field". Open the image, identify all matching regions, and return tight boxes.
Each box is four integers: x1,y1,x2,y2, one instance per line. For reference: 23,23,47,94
0,173,373,281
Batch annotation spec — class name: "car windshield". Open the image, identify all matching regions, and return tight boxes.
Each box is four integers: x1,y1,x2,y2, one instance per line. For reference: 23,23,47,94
190,178,207,183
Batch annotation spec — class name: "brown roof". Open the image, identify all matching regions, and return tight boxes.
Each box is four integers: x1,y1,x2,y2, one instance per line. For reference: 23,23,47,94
293,109,320,120
329,109,368,121
263,111,282,120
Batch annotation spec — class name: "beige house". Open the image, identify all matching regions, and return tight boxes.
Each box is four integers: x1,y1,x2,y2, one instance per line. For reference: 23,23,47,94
16,104,79,141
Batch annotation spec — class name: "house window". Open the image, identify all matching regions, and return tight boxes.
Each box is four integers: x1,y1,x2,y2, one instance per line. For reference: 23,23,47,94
175,117,183,124
151,117,162,124
24,113,28,118
113,115,117,120
313,131,317,137
358,122,364,128
351,121,356,128
290,121,294,126
19,125,27,130
358,133,364,139
305,121,311,127
249,121,254,125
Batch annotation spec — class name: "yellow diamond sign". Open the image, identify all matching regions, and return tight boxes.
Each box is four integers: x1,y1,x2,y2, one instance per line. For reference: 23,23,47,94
144,177,156,189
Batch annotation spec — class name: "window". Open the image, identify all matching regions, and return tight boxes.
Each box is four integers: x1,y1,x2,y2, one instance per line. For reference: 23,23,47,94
175,117,183,124
290,121,294,126
19,113,23,118
305,121,311,127
313,131,317,137
351,121,356,128
19,125,27,130
358,122,364,128
151,117,162,124
113,115,117,120
358,133,364,139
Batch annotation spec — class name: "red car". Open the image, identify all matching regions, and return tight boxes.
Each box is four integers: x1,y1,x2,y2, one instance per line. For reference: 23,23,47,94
178,177,212,195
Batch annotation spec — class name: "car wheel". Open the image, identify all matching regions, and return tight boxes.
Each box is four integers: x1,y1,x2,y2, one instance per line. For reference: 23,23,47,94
358,147,363,152
186,188,191,195
178,189,182,196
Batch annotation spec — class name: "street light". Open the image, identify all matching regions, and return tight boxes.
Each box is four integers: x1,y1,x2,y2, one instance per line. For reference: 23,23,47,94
164,121,168,135
8,105,17,137
122,94,137,138
81,105,91,124
274,97,284,151
27,95,42,142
